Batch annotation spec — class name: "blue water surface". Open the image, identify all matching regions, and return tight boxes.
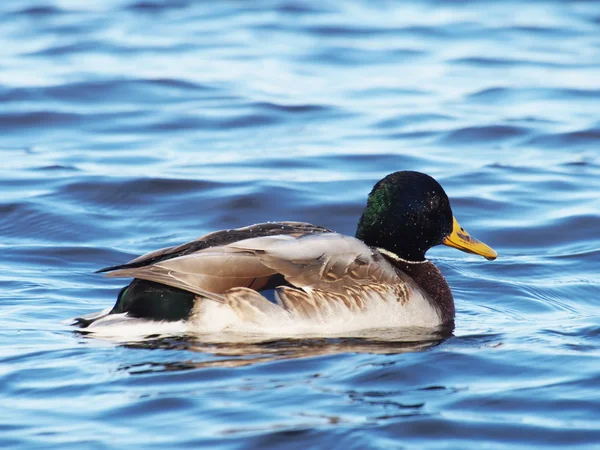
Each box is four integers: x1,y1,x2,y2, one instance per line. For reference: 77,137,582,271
1,0,600,448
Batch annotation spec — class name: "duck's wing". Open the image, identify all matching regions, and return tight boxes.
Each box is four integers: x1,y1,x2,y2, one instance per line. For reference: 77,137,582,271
98,222,331,300
227,233,404,293
97,222,330,273
103,244,282,301
102,231,414,317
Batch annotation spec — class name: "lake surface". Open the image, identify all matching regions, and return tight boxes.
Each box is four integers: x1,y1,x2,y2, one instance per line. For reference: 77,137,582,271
1,0,600,448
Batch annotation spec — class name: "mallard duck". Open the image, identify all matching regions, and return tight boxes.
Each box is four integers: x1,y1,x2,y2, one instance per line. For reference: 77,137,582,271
77,171,496,334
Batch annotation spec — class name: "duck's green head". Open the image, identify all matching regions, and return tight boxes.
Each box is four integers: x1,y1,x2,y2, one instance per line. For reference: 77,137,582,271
356,171,497,262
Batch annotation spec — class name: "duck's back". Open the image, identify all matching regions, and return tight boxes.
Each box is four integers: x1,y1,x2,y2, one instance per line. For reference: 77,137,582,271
97,222,332,274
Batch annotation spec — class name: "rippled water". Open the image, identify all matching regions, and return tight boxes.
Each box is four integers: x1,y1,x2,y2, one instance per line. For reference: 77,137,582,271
2,0,600,448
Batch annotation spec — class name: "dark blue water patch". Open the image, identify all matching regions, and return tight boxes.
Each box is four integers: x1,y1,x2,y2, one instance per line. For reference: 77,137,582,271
95,110,288,134
552,247,600,262
466,86,600,104
0,200,121,244
450,56,575,69
118,359,250,387
100,395,198,420
125,0,191,13
492,214,600,250
466,87,524,103
243,429,357,450
462,254,590,287
453,56,531,67
251,101,332,115
401,23,489,39
445,378,599,420
304,46,420,66
275,1,333,15
34,164,81,172
14,5,63,16
25,41,117,57
440,125,532,145
54,177,224,209
48,178,315,239
508,283,592,316
526,128,600,149
505,116,559,126
375,416,600,448
343,350,531,390
0,111,81,130
214,186,319,228
204,157,323,170
386,130,441,141
0,176,69,198
0,110,161,141
0,79,216,105
1,245,125,271
221,190,285,214
354,86,432,101
0,438,22,449
481,162,576,179
504,24,585,38
561,156,600,168
26,40,197,57
449,195,512,216
69,151,164,168
528,176,591,195
373,113,454,129
306,23,482,40
177,3,250,23
304,24,397,38
26,21,94,37
2,352,110,396
313,153,429,175
295,202,363,235
544,324,600,342
161,113,280,131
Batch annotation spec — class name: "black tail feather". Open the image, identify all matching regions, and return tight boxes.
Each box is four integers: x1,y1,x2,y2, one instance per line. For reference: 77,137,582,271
109,279,196,321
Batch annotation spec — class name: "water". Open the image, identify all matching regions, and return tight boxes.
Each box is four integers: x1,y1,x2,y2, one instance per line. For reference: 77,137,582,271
1,0,600,448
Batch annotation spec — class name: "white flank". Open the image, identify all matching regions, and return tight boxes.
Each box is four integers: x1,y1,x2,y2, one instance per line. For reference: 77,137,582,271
77,287,442,342
191,288,441,336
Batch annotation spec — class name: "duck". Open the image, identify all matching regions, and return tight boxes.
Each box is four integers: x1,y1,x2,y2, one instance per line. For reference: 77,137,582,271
76,171,497,335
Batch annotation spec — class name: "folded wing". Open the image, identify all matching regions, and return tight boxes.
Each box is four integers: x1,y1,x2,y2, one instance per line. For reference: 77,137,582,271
101,227,415,320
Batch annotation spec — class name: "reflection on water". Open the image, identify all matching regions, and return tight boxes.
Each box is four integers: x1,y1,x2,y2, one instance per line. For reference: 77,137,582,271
115,326,451,371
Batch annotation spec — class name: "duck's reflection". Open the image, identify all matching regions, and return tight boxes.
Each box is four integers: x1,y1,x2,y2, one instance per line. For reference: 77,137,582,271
109,325,453,373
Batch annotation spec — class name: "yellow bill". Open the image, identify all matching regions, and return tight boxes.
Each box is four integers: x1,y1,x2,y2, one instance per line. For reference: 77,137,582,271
442,217,497,261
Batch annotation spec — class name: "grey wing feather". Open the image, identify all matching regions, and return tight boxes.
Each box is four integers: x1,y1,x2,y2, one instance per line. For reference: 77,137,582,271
229,233,405,293
107,265,228,303
101,221,327,272
104,248,279,299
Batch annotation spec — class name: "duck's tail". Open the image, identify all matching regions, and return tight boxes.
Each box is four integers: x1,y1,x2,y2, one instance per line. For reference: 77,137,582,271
73,279,197,328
